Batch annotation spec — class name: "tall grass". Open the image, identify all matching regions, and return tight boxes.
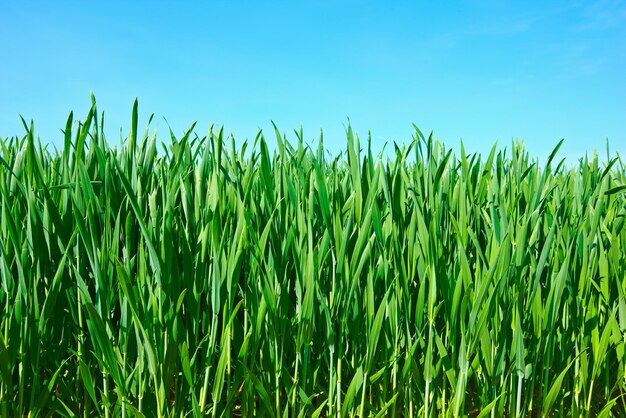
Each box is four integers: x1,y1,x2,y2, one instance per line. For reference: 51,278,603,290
1,98,626,417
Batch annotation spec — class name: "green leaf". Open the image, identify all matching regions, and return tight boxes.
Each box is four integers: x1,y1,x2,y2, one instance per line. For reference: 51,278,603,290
341,366,363,418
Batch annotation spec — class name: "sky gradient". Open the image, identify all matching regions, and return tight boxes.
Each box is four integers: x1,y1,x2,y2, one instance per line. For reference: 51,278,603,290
1,1,625,160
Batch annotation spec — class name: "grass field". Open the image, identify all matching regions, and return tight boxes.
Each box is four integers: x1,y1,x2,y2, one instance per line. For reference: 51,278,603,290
1,99,626,417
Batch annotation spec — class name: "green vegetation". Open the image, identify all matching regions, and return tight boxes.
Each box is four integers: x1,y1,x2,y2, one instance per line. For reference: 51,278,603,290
1,99,626,417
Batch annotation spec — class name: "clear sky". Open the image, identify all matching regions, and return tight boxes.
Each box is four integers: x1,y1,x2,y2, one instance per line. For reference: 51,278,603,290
1,1,625,160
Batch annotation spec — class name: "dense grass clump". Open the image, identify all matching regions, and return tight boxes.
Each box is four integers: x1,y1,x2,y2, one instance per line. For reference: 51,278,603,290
1,99,626,417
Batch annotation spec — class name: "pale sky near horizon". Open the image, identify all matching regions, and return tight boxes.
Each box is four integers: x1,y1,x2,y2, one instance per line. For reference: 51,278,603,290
1,1,625,161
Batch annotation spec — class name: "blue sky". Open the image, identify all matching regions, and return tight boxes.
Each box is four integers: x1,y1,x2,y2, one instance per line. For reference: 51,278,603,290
1,1,625,160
